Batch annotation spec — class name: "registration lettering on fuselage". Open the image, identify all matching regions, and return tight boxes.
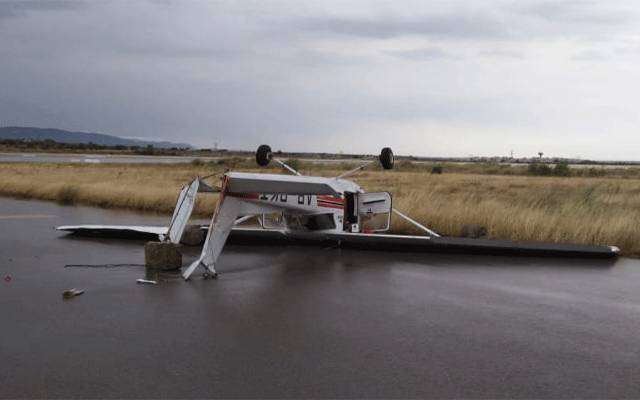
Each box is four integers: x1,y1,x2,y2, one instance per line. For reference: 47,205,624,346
258,193,314,206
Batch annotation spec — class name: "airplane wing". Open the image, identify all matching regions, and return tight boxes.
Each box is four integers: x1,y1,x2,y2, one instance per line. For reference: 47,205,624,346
323,232,620,258
57,225,619,258
55,224,287,242
56,225,168,239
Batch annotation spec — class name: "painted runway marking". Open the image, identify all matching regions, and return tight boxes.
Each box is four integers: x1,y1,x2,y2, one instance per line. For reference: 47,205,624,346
0,214,57,220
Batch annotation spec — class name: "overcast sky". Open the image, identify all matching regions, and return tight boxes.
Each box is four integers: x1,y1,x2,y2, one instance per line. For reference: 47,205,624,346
1,0,639,159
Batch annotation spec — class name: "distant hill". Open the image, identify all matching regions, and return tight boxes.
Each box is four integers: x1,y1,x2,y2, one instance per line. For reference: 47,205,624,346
0,126,192,149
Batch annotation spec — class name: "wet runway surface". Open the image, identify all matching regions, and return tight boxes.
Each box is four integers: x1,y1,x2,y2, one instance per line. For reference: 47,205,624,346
1,198,640,398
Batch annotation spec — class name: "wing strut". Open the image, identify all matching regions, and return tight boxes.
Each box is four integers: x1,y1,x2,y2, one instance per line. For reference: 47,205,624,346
337,161,374,179
273,158,302,176
392,209,440,237
162,178,219,244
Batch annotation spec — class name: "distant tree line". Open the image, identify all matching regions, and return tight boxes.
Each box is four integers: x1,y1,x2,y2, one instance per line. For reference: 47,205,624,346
0,139,188,155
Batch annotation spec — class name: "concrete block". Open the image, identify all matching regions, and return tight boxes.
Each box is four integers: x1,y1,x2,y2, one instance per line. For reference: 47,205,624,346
145,241,182,270
180,224,205,246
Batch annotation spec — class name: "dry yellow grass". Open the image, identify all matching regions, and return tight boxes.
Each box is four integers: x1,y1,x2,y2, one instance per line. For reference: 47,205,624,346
0,163,221,215
1,162,639,256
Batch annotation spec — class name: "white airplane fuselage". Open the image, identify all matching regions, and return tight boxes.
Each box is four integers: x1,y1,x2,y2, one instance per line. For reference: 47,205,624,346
224,172,392,235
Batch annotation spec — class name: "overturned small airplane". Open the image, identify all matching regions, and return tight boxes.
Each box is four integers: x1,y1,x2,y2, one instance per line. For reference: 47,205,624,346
58,145,620,280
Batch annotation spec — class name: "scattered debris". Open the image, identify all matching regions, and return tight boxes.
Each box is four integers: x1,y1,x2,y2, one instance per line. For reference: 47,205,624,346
62,288,85,299
136,279,157,285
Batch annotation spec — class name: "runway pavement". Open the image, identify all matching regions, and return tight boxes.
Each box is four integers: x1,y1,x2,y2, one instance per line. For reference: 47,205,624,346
1,198,639,398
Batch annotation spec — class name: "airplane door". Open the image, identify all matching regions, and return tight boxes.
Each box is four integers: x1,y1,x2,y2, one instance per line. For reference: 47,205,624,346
357,192,392,232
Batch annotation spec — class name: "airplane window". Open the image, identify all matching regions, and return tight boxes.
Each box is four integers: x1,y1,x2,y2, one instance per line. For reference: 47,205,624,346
262,212,284,229
360,212,391,232
285,213,336,231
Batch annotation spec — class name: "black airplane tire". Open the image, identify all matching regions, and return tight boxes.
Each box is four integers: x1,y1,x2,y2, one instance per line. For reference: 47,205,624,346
380,147,394,170
256,144,272,166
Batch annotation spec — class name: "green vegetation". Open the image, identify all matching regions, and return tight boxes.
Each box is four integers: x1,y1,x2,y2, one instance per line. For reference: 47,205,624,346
527,162,571,176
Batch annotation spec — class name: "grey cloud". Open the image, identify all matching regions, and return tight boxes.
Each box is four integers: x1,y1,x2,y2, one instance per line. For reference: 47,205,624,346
571,49,608,61
289,49,372,67
293,14,510,40
0,0,83,20
613,45,640,56
478,50,524,59
288,2,630,44
384,47,453,61
114,42,239,60
518,0,630,24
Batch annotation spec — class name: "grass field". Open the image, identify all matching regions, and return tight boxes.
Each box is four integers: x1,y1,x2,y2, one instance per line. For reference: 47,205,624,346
1,161,638,256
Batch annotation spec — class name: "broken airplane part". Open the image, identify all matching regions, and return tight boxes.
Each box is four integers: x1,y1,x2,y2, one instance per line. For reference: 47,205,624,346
57,145,620,280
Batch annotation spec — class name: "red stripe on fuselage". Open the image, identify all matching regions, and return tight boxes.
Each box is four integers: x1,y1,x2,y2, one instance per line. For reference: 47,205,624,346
317,195,344,203
317,201,344,207
317,202,344,209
